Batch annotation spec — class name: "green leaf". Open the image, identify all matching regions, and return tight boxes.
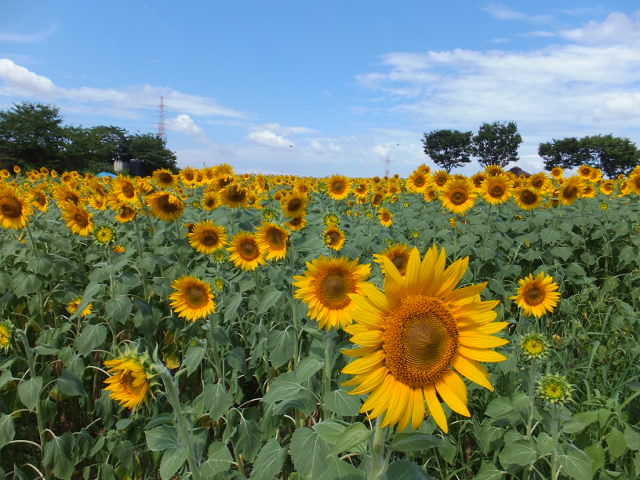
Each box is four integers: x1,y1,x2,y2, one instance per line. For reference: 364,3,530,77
322,389,361,417
262,375,304,405
314,420,348,444
56,369,87,396
182,345,206,376
535,432,556,455
43,432,75,480
498,439,537,467
390,432,441,452
159,447,187,480
223,293,243,322
318,457,364,480
473,462,506,480
105,295,132,324
563,410,599,434
0,414,15,451
75,324,107,356
384,460,432,480
550,245,572,261
249,438,286,480
203,382,233,420
584,444,605,474
18,376,42,410
330,422,371,455
268,328,295,368
145,425,179,452
258,287,282,314
557,446,593,480
624,426,640,451
200,441,233,476
295,356,324,383
606,427,627,461
289,427,331,479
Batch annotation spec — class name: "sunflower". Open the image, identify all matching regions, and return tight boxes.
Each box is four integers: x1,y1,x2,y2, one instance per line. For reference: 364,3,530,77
228,232,266,271
281,193,308,217
378,207,393,227
179,167,198,188
293,256,371,329
95,225,115,244
169,275,216,321
528,172,551,193
599,179,616,195
514,187,541,210
218,182,250,208
104,349,157,410
188,221,227,254
480,174,513,205
407,171,429,193
538,374,573,405
341,246,507,432
520,332,550,360
511,272,560,317
0,185,31,229
202,190,219,210
145,191,185,221
151,169,177,188
440,177,477,215
114,203,137,223
324,226,346,251
577,164,593,179
557,177,585,206
255,222,290,261
62,204,94,236
550,167,564,179
326,175,351,200
373,243,411,276
0,320,15,352
112,176,138,204
286,214,307,231
484,165,505,177
29,187,49,212
67,297,93,317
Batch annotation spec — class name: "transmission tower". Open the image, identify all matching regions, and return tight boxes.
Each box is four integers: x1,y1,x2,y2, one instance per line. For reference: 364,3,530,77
157,96,166,141
385,154,391,178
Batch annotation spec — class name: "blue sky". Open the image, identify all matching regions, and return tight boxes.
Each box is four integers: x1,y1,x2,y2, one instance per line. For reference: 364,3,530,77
1,1,639,177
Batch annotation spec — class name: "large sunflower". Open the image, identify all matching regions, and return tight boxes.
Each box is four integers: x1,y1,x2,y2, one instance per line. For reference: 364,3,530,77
342,246,507,432
228,232,266,271
151,169,177,188
326,175,351,200
558,177,585,206
188,221,227,254
514,187,542,210
112,176,138,204
480,174,513,205
218,182,250,208
281,193,308,218
0,185,31,229
255,222,290,261
440,177,477,215
510,272,560,317
145,191,185,221
61,204,94,236
169,275,216,321
293,256,371,329
104,350,157,410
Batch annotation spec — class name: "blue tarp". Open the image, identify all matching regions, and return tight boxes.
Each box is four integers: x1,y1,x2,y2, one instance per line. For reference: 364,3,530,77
96,172,117,178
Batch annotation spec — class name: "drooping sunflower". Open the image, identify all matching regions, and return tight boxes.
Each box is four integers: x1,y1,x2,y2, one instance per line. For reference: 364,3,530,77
145,191,185,221
373,243,411,276
293,256,371,329
557,177,585,206
188,221,227,254
511,272,560,317
480,174,513,205
513,187,542,210
326,175,351,200
114,203,137,223
0,185,31,229
104,349,157,410
67,297,93,317
440,177,477,215
255,222,290,261
228,232,266,271
378,207,393,227
342,246,507,432
62,204,94,236
324,225,346,251
169,275,216,321
218,182,250,208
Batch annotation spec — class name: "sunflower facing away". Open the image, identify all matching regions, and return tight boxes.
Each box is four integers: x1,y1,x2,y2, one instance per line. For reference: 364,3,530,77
511,272,560,317
342,246,508,432
293,256,371,329
255,222,290,261
169,275,216,321
228,232,266,271
188,221,227,254
0,185,31,229
104,349,157,410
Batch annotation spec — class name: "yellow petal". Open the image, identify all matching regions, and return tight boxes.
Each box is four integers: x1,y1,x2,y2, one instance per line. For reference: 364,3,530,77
459,333,509,348
424,384,448,433
435,374,470,417
458,345,508,363
453,355,494,391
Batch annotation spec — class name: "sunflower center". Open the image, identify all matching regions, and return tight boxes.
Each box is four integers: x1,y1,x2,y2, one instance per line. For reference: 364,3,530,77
287,198,302,212
121,370,145,397
122,183,135,198
159,173,173,184
490,185,505,197
267,228,285,248
450,189,468,205
381,212,391,222
520,190,538,205
202,231,219,246
325,230,341,245
390,254,408,275
239,239,260,260
158,195,180,213
1,196,22,218
413,176,425,187
186,286,208,307
383,296,458,388
316,269,353,310
227,186,247,202
562,186,578,199
74,212,89,227
524,285,545,305
331,181,345,194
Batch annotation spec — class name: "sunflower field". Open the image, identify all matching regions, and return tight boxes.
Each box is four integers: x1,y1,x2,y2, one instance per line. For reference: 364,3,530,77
0,163,639,480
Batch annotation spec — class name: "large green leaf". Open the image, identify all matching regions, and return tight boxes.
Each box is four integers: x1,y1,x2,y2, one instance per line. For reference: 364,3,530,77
0,414,15,451
557,446,593,480
75,323,107,356
18,376,42,410
200,441,233,477
289,427,332,479
249,438,286,480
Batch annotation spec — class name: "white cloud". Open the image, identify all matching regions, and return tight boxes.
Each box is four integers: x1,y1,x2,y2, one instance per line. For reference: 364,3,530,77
261,122,316,135
0,58,246,119
0,26,57,43
482,3,552,23
166,114,214,145
309,139,341,153
247,130,293,148
560,12,640,46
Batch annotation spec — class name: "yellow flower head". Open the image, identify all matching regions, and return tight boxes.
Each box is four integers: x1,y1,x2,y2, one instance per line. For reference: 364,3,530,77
0,320,15,351
145,191,185,222
169,275,216,322
188,221,227,254
378,207,393,228
67,297,93,318
326,175,351,200
342,246,507,432
61,204,94,236
440,177,477,215
511,272,560,317
520,332,550,360
104,349,157,410
373,243,411,276
0,185,32,230
324,226,346,251
227,232,266,271
95,225,115,244
255,222,290,261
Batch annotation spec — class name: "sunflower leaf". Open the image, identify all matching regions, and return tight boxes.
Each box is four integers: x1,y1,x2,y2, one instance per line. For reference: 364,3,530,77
249,438,286,480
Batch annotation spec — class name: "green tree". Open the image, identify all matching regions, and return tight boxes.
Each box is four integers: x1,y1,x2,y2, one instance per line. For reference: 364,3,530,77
473,121,522,167
539,135,640,177
127,133,178,175
421,129,474,172
0,102,65,170
61,125,129,173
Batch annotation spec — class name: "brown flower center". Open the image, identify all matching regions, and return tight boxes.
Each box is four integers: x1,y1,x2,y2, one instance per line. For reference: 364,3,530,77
1,196,22,218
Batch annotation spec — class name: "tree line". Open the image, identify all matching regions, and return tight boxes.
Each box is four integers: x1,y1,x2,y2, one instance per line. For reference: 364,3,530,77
0,102,178,175
422,121,640,177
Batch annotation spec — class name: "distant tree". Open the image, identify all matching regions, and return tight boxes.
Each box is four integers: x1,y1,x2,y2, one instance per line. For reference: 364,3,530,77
539,135,640,177
127,133,178,175
0,102,65,170
61,125,130,173
473,121,522,168
422,129,474,172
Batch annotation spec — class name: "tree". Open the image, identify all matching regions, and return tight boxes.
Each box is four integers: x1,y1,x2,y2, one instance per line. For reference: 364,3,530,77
0,102,65,170
61,125,129,173
473,121,522,168
127,133,178,175
539,135,640,177
422,129,474,172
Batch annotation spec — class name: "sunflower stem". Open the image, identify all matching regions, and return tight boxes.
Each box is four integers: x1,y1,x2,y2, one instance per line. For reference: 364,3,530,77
321,328,337,414
366,416,388,480
154,363,202,480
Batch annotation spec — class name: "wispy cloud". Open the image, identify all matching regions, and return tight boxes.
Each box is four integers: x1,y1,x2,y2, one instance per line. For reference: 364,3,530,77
247,130,294,148
0,26,57,43
482,3,552,23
